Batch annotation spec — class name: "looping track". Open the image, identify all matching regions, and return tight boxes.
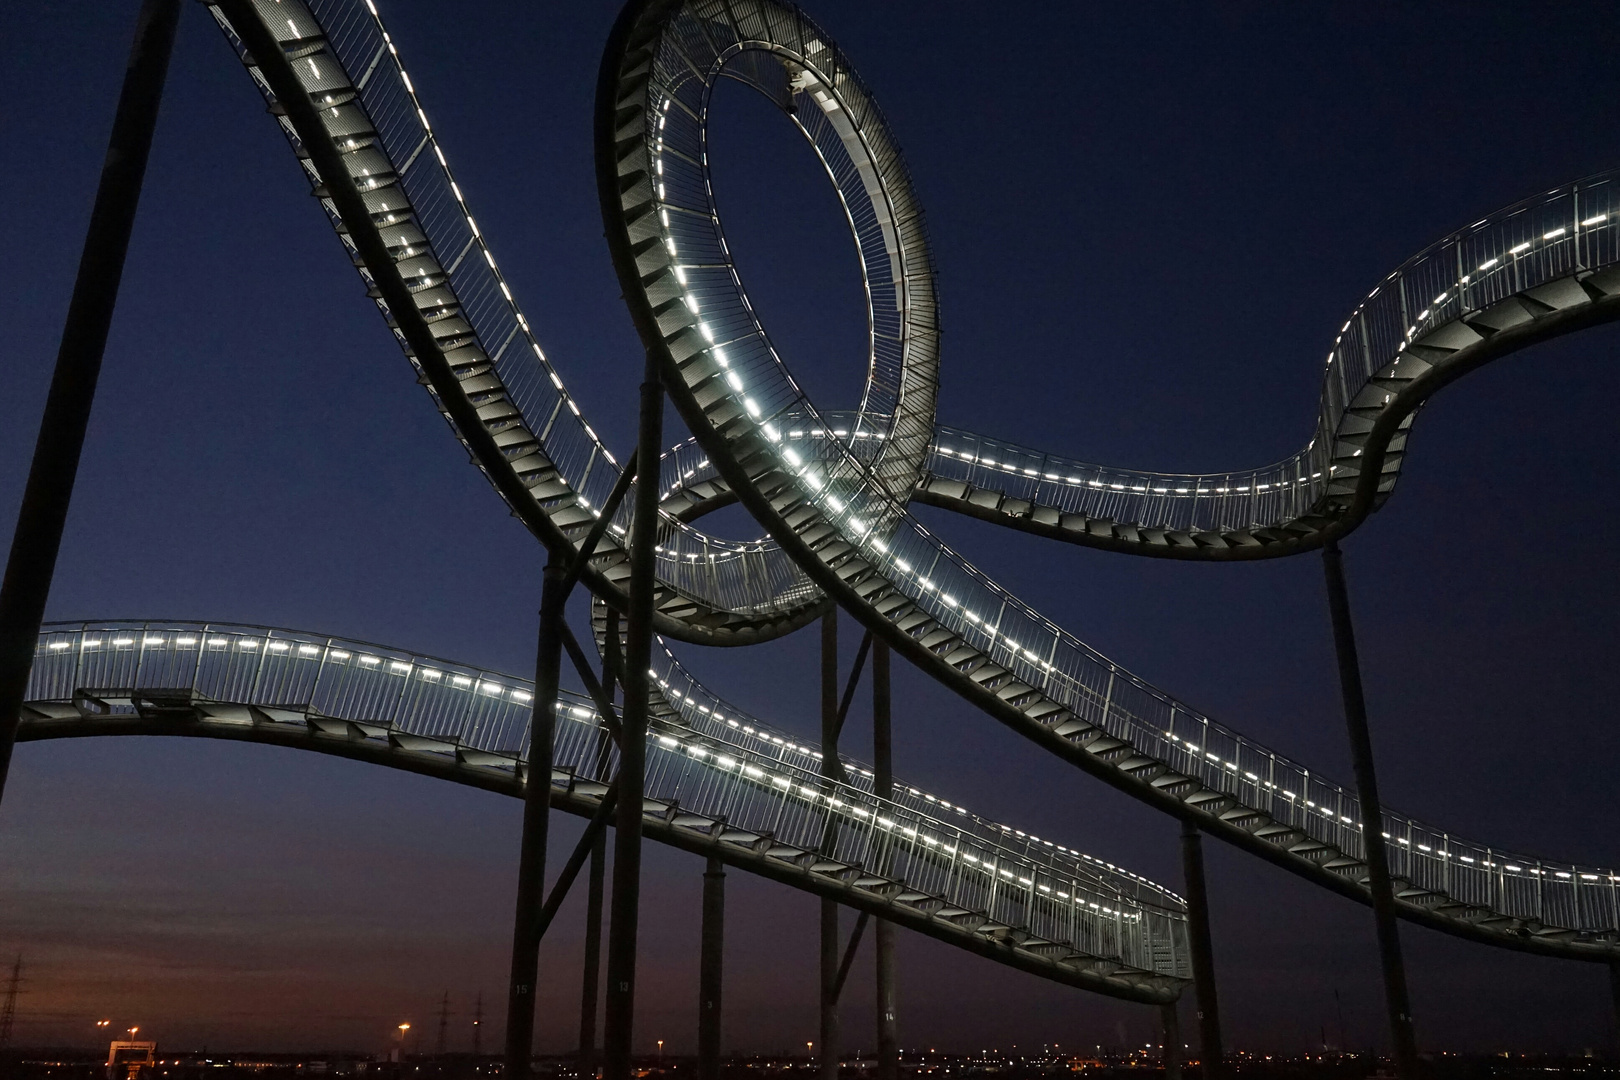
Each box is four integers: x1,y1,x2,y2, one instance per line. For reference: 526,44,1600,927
600,0,1620,960
37,0,1612,1000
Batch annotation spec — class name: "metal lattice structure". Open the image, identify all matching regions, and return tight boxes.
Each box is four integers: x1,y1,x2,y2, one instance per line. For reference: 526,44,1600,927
18,0,1616,1012
20,622,1187,1001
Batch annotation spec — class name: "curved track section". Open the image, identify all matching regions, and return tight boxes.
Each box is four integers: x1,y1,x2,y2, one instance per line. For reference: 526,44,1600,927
597,0,1620,961
193,0,1620,970
21,622,1188,1003
912,185,1620,558
205,0,950,643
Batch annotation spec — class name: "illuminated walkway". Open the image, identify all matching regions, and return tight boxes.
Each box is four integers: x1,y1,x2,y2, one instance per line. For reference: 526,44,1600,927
77,0,1614,986
21,621,1188,1002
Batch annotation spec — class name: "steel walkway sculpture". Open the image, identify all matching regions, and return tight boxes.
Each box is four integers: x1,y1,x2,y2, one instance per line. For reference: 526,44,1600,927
188,0,1620,962
18,0,1617,1025
20,620,1188,1002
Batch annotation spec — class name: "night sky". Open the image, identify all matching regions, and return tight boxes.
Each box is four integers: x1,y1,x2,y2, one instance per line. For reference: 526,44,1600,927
4,0,1620,1058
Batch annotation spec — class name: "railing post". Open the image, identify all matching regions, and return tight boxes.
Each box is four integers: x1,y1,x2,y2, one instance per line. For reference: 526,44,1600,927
819,609,841,1080
0,0,181,807
602,364,664,1080
872,640,899,1080
504,562,567,1080
1180,821,1223,1080
699,855,725,1080
1159,1001,1183,1080
579,830,606,1075
1322,540,1420,1078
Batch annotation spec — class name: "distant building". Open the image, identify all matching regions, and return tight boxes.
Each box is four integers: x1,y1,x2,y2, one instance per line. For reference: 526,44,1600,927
106,1039,156,1079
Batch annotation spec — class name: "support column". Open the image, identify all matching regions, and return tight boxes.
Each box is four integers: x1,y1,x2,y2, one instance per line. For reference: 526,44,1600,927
1180,822,1222,1080
819,610,841,1080
602,366,664,1080
505,562,567,1080
1322,541,1419,1078
0,0,181,807
871,641,899,1080
579,830,606,1074
1609,961,1620,1056
1159,1001,1182,1080
699,856,725,1080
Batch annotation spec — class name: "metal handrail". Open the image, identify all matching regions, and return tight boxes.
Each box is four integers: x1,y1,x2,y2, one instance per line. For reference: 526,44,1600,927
26,621,1189,977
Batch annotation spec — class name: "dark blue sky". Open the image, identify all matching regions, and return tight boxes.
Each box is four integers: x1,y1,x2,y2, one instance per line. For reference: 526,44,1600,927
4,0,1620,1056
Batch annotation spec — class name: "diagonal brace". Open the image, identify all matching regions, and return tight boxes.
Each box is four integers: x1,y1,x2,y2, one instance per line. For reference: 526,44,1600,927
830,910,870,1004
536,778,621,943
559,450,639,599
832,629,873,743
562,622,623,745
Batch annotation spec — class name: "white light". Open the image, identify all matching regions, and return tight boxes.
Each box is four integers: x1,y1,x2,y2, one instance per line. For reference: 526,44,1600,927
47,641,70,650
1509,241,1531,254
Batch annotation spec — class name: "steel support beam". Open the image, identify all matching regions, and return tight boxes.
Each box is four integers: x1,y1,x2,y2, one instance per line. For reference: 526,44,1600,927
820,609,842,1080
559,451,639,596
699,855,725,1080
505,562,566,1080
1159,1002,1182,1080
538,782,620,935
1180,822,1223,1080
579,829,606,1074
581,617,616,1076
602,364,664,1080
831,913,870,1003
0,0,181,807
1322,541,1420,1078
820,896,840,1080
1610,960,1620,1055
872,641,899,1080
832,629,872,743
